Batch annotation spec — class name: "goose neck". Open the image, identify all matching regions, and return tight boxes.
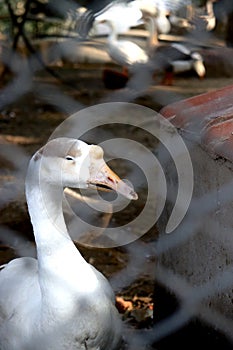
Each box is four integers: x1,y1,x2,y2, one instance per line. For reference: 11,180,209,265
106,20,118,43
145,16,159,53
25,158,100,323
25,161,73,256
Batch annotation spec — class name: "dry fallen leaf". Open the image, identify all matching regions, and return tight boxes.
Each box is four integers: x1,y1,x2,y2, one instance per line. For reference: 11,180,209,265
116,296,133,313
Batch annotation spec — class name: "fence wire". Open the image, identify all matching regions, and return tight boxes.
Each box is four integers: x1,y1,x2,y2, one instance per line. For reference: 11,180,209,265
1,1,233,349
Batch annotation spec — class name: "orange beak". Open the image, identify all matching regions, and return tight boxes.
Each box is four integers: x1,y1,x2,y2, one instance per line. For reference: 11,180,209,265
88,163,138,201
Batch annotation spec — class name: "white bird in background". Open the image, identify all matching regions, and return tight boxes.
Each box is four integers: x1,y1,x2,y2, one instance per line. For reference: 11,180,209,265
94,1,159,88
152,0,192,33
91,0,206,88
151,42,206,85
93,1,149,88
129,0,171,34
131,0,158,17
98,15,152,89
0,138,137,350
93,0,196,69
103,18,149,68
93,1,143,36
195,0,216,31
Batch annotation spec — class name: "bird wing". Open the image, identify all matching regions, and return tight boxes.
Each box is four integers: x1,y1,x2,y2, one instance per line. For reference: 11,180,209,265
95,2,142,33
0,257,41,349
152,44,190,72
0,257,40,322
171,43,191,56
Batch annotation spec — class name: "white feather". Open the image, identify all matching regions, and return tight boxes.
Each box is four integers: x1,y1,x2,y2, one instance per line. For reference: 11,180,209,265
0,138,133,350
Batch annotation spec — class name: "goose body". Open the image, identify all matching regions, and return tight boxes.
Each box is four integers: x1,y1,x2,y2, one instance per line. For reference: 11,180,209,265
0,138,137,350
152,43,206,85
93,2,149,67
97,16,149,68
96,16,149,88
108,35,149,67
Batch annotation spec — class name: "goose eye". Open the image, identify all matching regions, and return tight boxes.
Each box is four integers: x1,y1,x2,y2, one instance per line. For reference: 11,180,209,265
65,155,74,161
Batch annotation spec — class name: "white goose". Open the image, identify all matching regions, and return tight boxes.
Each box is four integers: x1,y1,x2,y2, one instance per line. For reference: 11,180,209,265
0,137,137,350
95,3,147,70
104,19,149,68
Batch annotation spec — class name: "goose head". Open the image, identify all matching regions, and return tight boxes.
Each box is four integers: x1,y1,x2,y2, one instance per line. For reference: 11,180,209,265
32,137,138,200
191,52,206,78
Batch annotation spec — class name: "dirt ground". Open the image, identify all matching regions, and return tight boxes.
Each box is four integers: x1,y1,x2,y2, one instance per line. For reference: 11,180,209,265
1,57,233,343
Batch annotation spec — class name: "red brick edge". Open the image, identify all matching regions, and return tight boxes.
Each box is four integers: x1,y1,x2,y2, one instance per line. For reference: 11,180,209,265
160,85,233,162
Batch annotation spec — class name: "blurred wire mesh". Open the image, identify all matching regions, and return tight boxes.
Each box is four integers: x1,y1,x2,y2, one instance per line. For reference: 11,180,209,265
1,0,233,349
